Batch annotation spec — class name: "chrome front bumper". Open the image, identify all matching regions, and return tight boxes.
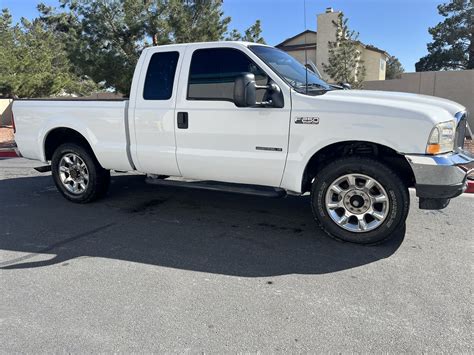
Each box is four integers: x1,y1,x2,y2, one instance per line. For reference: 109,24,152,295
405,149,474,209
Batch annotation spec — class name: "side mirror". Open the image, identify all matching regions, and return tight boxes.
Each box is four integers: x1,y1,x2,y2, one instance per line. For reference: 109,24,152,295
234,73,284,108
340,82,352,90
234,73,257,107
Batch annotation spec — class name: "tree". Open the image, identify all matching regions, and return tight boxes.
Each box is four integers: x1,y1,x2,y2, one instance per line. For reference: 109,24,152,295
38,0,166,95
415,0,473,71
322,13,366,88
39,0,266,95
0,9,98,98
385,55,404,79
165,0,231,43
0,9,16,95
227,20,266,44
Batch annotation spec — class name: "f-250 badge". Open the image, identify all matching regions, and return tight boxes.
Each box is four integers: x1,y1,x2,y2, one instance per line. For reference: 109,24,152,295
295,117,320,124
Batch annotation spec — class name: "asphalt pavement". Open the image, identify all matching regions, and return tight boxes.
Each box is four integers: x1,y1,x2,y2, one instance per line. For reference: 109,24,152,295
0,157,473,352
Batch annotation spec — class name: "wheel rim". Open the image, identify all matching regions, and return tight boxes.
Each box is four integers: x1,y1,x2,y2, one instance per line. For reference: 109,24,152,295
58,153,89,195
325,173,389,233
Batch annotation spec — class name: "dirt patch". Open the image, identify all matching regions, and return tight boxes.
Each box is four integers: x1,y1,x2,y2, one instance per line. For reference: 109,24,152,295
0,127,14,148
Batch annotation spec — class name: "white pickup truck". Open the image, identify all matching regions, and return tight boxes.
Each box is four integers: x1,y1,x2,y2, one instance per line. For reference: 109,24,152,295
13,41,473,244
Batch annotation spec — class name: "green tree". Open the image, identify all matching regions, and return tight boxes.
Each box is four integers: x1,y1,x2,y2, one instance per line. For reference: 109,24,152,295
415,0,473,71
226,28,242,41
165,0,230,43
38,0,165,95
0,9,16,95
322,12,366,88
0,9,98,98
227,20,266,44
385,55,404,79
39,0,266,95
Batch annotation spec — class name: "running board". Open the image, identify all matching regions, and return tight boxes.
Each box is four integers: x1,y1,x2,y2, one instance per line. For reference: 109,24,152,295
145,177,286,198
34,165,52,173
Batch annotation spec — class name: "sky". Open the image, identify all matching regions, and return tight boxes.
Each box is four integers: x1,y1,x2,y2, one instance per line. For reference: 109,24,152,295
1,0,445,72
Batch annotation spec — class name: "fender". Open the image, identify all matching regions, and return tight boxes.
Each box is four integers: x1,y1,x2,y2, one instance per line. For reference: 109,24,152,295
281,137,411,194
40,120,99,164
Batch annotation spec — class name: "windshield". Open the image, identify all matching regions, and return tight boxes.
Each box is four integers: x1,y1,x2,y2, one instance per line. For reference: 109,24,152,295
250,45,332,95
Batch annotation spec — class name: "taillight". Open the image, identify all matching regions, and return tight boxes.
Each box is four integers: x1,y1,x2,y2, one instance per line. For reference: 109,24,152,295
12,111,16,134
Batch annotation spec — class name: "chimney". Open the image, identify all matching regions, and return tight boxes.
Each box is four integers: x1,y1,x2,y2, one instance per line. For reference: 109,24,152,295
316,9,341,81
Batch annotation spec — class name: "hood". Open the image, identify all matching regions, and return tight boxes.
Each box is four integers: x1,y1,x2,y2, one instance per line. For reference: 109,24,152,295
323,89,465,123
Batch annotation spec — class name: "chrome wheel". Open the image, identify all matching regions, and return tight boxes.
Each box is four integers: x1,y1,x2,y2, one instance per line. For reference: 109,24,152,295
325,173,389,233
58,153,89,195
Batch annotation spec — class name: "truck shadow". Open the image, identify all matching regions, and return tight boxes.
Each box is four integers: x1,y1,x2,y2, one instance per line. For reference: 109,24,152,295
0,174,404,276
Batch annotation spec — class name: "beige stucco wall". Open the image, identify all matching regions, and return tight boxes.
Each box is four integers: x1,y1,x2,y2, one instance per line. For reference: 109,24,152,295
313,10,386,83
363,70,474,128
0,99,13,126
285,48,317,68
316,10,340,81
362,48,386,81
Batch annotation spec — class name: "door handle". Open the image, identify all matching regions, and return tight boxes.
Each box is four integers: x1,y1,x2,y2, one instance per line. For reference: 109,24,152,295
177,112,188,129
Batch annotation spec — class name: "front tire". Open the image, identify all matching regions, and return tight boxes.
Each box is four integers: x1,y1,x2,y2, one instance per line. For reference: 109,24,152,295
311,157,409,244
51,143,110,203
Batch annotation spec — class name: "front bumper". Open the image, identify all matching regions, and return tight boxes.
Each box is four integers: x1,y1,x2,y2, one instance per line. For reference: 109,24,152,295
405,149,474,210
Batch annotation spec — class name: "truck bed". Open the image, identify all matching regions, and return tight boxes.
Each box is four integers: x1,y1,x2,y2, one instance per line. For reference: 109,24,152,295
13,99,134,171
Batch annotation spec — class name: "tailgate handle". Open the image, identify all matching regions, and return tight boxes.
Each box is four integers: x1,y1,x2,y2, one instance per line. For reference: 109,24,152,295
177,112,188,129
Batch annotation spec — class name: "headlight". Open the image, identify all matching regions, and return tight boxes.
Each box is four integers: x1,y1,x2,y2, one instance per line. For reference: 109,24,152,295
426,121,455,154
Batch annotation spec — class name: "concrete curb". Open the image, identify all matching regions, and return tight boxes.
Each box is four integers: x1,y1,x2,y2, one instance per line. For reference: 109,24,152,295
466,180,474,194
0,148,17,158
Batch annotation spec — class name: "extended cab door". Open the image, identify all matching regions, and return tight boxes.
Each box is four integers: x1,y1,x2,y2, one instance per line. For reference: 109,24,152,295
174,44,291,187
129,47,185,175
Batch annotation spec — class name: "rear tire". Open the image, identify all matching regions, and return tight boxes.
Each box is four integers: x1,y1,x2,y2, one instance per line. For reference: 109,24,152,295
311,157,409,244
51,143,110,203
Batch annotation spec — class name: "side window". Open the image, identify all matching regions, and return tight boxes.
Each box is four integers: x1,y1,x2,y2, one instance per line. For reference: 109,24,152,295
187,48,268,101
143,51,179,100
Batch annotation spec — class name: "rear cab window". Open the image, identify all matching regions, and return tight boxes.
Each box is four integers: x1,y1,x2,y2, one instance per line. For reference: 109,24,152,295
143,51,180,100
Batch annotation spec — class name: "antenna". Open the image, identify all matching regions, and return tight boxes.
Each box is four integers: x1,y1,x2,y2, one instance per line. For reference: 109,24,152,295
303,0,308,94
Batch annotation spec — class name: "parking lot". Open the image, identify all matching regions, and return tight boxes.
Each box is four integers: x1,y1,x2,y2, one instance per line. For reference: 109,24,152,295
1,157,473,352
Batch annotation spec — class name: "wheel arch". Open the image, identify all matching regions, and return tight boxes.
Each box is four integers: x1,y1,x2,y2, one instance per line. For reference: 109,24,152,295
43,127,98,163
301,140,415,193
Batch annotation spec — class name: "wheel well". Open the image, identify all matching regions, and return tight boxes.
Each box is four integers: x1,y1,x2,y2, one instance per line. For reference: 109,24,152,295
301,141,415,193
44,128,95,161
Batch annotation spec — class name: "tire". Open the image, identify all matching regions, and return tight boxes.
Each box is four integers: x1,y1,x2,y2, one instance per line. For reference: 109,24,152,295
51,143,110,203
311,157,409,244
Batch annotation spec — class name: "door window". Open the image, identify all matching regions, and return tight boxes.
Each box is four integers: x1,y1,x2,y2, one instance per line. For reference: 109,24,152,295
187,48,268,102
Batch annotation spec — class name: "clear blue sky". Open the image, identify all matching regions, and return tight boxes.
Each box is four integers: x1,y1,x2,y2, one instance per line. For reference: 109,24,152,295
1,0,444,72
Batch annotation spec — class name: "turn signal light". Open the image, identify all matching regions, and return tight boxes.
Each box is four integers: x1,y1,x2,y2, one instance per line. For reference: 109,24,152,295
426,121,455,154
426,143,441,154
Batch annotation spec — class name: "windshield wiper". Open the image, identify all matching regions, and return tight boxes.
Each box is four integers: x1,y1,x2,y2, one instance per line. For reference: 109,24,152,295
295,83,330,93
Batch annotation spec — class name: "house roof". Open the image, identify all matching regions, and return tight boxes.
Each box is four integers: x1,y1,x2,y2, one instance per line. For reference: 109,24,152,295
275,29,389,58
275,30,317,48
363,44,390,58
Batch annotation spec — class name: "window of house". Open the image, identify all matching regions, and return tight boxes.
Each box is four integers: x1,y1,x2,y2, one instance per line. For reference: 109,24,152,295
380,58,386,71
187,48,268,102
143,51,179,100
